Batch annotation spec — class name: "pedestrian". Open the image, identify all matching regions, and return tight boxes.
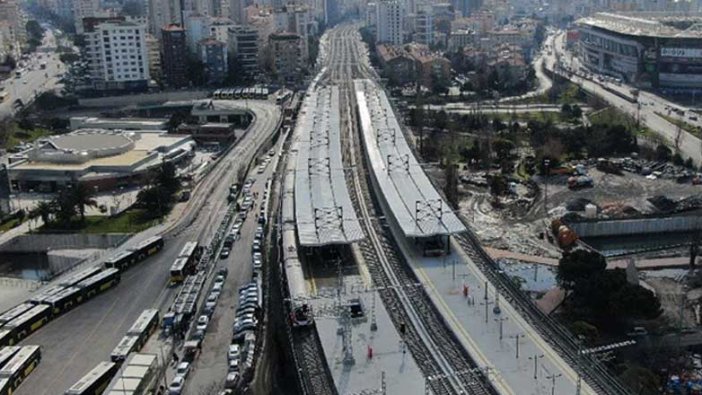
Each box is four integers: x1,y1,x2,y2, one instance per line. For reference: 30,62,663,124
172,352,179,365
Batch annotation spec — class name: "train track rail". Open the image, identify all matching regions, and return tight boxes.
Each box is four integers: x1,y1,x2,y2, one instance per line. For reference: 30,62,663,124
453,231,633,395
328,25,497,395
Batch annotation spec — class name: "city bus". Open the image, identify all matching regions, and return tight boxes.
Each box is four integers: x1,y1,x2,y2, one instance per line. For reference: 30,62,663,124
58,265,103,287
126,309,159,349
0,304,35,325
276,90,292,105
134,236,164,260
110,335,140,363
104,250,138,272
178,241,201,266
0,345,41,393
39,287,84,316
3,305,52,345
76,268,120,300
64,361,118,395
0,347,19,370
169,258,191,285
27,285,67,305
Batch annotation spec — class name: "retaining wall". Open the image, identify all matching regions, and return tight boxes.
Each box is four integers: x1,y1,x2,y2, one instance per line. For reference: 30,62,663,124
569,215,702,238
0,234,129,252
78,90,210,108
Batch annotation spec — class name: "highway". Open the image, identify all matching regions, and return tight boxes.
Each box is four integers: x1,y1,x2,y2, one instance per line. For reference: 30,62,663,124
14,100,280,395
0,28,65,119
544,31,702,163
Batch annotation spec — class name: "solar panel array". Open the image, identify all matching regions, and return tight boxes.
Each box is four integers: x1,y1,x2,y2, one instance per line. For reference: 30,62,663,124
294,85,364,246
354,79,466,238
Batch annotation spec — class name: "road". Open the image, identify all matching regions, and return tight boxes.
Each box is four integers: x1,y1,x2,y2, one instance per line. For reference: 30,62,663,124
181,131,285,394
14,100,281,395
0,28,64,119
544,31,702,163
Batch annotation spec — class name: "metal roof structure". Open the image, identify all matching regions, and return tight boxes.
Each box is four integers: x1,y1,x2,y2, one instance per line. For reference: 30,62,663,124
354,79,465,238
578,12,702,38
294,85,364,246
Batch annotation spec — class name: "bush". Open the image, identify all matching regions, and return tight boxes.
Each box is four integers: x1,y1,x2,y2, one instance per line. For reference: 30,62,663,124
655,144,672,161
672,153,684,166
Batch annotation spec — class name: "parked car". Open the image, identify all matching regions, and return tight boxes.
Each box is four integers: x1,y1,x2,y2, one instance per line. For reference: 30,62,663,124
225,372,239,388
175,362,191,378
220,247,231,259
196,315,209,331
205,292,219,311
228,344,241,361
169,376,185,394
228,358,240,372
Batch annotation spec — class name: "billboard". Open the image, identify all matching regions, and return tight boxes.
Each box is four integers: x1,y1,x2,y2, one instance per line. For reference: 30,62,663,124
661,47,702,59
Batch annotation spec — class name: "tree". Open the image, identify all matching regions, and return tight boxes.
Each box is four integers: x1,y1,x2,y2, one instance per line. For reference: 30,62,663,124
655,144,672,161
672,153,684,166
30,200,55,224
136,161,180,218
557,250,607,292
492,138,515,161
26,20,44,42
54,188,77,225
71,183,98,222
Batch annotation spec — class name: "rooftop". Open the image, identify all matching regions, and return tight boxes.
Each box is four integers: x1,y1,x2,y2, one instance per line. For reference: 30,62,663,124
577,12,702,38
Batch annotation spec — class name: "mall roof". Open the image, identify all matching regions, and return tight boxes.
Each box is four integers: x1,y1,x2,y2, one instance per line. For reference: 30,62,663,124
578,12,702,38
354,79,466,238
293,85,364,246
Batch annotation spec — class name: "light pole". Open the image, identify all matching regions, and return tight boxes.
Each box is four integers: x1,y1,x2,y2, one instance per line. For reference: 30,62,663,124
494,317,508,341
546,372,562,395
543,158,550,215
511,333,525,358
528,354,544,379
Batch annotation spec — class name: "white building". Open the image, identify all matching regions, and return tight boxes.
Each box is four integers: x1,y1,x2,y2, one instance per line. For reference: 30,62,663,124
209,17,235,42
376,0,403,45
148,0,179,38
414,6,433,46
84,20,150,90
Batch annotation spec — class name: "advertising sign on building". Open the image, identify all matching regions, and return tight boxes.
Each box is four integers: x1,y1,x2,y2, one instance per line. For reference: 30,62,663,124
661,47,702,59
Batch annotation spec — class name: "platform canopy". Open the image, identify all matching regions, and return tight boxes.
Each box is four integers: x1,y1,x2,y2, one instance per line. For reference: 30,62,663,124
354,79,466,238
294,85,365,246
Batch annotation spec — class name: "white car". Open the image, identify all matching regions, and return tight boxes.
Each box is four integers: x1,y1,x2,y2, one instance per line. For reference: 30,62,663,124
228,358,240,372
228,344,240,361
175,361,190,378
169,376,185,394
196,315,209,331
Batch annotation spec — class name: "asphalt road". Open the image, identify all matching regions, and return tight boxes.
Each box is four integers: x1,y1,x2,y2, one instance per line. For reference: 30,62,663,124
15,100,281,395
545,31,702,163
0,29,64,119
181,132,286,394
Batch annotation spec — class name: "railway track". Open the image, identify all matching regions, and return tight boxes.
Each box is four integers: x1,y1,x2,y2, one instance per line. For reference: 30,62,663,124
327,25,497,395
453,232,632,395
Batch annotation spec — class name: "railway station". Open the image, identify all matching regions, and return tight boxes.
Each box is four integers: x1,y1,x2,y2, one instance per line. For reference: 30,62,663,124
354,79,466,257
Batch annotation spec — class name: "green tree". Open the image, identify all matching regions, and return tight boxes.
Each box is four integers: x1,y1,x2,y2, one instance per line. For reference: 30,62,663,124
655,144,672,161
30,200,55,224
71,183,98,222
54,188,77,226
557,249,607,292
492,138,515,162
26,20,44,42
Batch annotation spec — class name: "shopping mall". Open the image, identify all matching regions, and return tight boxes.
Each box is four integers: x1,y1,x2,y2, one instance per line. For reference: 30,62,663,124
576,12,702,92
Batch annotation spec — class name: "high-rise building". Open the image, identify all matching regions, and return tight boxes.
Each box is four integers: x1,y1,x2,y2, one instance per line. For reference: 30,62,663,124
198,37,227,84
269,32,304,85
184,13,210,54
414,6,433,45
161,24,188,87
376,0,403,45
227,24,258,76
145,34,162,81
72,0,101,33
84,19,150,90
209,17,235,42
0,0,24,53
228,0,245,24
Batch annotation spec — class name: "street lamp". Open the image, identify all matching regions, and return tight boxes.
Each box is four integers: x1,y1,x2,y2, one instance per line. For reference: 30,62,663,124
543,158,550,215
528,354,544,379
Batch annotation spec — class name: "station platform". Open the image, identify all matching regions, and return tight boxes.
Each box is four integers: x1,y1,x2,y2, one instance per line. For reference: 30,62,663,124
392,232,598,395
309,273,425,395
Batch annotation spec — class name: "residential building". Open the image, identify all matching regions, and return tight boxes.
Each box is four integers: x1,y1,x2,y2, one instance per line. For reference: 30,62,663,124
72,0,100,33
145,34,161,81
376,43,417,85
406,43,451,87
228,24,259,76
414,6,433,46
84,19,150,91
148,0,177,37
448,29,475,51
376,0,403,45
198,37,228,84
161,24,188,87
0,0,23,52
184,13,210,54
209,17,235,42
366,2,377,28
274,5,314,61
269,32,304,85
228,0,244,23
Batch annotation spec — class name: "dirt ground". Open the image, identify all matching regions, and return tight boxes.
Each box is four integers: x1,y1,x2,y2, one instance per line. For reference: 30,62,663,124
454,166,702,259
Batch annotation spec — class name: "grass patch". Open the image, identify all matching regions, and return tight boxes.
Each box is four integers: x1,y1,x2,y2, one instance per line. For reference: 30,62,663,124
655,112,702,138
487,111,573,124
2,123,53,150
0,218,23,232
39,209,159,234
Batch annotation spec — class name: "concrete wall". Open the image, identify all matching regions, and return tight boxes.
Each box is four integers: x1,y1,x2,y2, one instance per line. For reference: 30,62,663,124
0,234,130,253
47,249,105,276
569,215,702,238
78,90,210,108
